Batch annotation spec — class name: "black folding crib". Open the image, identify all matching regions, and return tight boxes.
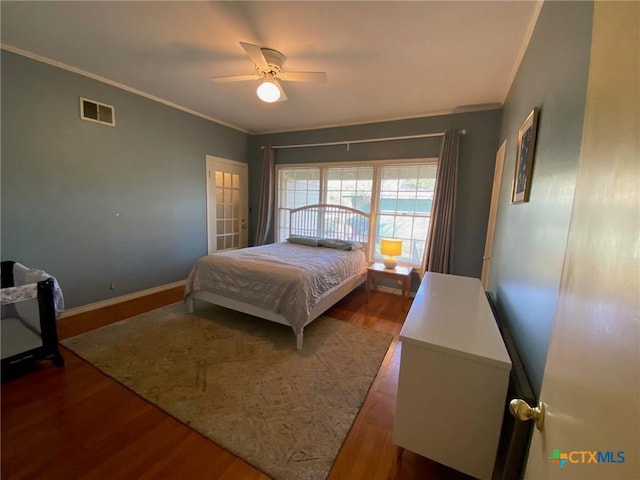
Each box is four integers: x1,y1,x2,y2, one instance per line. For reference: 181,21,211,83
1,260,65,372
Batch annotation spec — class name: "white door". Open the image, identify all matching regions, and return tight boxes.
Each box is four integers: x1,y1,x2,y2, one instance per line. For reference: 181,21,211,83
523,3,639,478
481,140,506,290
206,156,248,254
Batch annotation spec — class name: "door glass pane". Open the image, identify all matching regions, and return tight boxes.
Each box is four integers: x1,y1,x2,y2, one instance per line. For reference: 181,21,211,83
213,167,245,252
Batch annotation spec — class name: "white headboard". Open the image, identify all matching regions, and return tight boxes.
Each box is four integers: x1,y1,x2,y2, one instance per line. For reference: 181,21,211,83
288,204,370,246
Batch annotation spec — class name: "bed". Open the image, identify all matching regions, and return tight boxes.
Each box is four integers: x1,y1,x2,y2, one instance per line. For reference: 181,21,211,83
185,204,370,350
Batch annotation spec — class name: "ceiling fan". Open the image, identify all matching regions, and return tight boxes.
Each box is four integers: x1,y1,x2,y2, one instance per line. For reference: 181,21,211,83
211,42,327,103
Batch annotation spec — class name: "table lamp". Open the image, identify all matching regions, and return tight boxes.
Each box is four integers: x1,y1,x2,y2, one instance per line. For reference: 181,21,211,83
380,238,402,269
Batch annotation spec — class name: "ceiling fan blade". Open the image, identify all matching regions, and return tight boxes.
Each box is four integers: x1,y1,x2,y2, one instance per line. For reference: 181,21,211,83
278,71,327,83
274,80,288,102
240,42,268,69
211,74,262,83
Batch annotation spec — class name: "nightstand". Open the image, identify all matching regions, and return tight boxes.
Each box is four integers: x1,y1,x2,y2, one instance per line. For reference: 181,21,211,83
366,262,413,309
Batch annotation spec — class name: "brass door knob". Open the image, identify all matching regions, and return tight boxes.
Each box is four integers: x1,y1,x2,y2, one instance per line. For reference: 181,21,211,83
509,399,545,431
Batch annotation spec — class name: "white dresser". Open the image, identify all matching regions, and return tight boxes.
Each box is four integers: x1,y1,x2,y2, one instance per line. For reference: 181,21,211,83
393,272,511,480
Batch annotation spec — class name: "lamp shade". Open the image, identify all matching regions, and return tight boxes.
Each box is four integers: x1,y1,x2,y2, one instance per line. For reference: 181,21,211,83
380,238,402,257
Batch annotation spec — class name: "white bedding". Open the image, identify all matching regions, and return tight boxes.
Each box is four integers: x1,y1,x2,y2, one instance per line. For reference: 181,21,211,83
184,242,367,331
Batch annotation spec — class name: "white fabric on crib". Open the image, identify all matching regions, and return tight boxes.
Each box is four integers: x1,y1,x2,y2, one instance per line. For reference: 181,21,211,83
1,284,38,305
10,263,65,317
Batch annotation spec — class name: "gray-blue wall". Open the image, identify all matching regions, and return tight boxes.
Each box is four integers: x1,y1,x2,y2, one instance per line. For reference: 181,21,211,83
248,110,502,279
488,1,594,396
1,50,248,308
1,49,501,309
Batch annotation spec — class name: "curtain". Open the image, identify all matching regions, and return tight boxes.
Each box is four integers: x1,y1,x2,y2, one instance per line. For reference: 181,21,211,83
254,146,275,246
422,129,461,274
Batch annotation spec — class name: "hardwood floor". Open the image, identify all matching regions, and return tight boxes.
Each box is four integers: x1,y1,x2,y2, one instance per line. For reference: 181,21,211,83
1,286,473,480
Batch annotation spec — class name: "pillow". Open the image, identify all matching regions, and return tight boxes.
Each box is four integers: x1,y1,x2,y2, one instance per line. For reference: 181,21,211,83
286,235,322,247
318,238,364,251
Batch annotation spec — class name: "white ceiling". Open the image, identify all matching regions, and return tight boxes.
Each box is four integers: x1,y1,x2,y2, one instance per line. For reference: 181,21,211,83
1,1,541,134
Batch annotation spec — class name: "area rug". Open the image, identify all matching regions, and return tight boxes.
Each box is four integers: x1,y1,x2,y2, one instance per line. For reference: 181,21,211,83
62,302,392,480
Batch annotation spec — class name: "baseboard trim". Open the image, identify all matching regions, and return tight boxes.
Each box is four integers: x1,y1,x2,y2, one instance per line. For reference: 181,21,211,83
60,280,186,318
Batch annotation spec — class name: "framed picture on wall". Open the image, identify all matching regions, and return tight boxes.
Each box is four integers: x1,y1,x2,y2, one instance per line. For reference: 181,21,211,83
511,107,540,203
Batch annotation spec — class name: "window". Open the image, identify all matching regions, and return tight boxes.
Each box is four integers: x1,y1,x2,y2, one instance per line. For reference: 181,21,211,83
276,159,437,268
277,167,320,240
377,164,437,266
326,166,373,211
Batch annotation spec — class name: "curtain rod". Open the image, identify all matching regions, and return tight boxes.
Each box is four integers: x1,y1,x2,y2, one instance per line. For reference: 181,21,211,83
261,129,466,151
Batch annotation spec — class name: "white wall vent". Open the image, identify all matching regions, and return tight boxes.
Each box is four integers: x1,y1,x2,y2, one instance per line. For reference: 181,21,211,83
80,97,115,126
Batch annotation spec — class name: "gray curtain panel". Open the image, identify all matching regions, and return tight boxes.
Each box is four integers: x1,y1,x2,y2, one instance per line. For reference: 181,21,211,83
422,129,461,273
254,146,275,246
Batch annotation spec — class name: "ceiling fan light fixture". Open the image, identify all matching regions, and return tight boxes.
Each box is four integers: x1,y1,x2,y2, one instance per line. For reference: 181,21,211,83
256,80,280,103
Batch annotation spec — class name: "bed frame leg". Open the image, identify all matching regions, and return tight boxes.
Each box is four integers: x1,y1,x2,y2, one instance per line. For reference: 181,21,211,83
186,296,195,313
296,330,303,351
